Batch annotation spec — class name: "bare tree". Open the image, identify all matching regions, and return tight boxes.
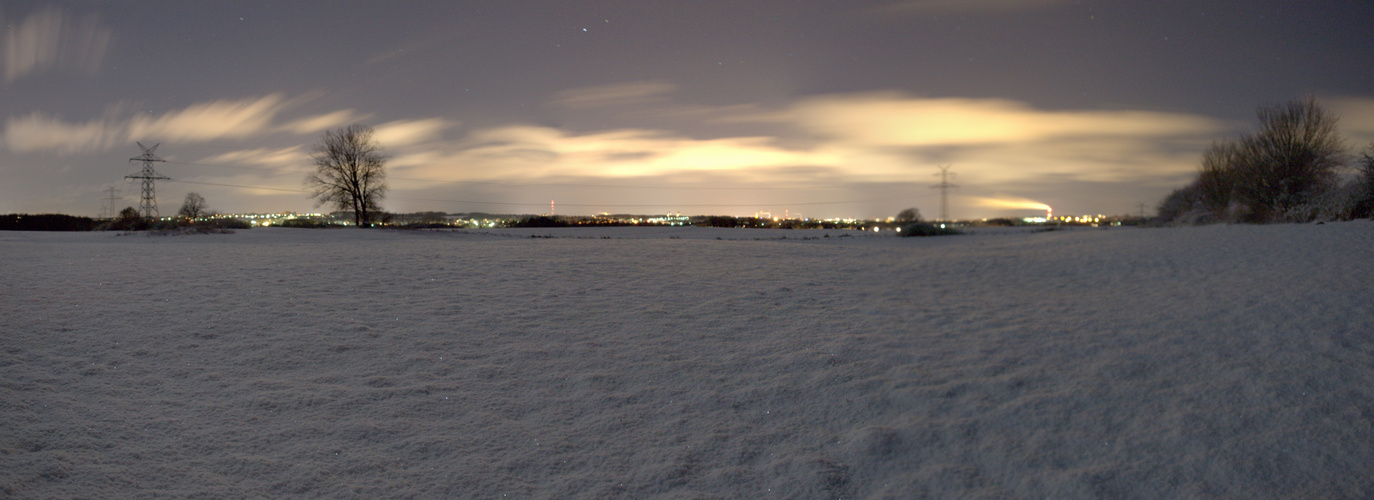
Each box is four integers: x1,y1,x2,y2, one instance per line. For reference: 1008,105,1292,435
1196,139,1241,217
895,207,923,223
305,124,388,227
1352,141,1374,219
177,192,207,219
1231,97,1345,221
1160,97,1346,224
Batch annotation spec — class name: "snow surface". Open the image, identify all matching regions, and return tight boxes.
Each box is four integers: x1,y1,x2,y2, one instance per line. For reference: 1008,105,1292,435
2,223,1372,498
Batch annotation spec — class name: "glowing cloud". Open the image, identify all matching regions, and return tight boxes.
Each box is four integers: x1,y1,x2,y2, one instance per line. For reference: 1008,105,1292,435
389,92,1226,196
2,6,112,82
279,110,370,135
767,93,1228,147
198,146,308,168
373,118,454,147
1,95,366,154
398,125,834,184
3,112,123,153
1329,97,1374,144
127,95,287,142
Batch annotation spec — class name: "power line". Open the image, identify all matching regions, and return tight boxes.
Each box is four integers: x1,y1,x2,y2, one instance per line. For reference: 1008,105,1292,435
169,179,311,194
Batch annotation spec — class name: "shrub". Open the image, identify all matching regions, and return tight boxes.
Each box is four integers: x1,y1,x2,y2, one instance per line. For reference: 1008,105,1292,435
103,207,150,231
1156,184,1219,225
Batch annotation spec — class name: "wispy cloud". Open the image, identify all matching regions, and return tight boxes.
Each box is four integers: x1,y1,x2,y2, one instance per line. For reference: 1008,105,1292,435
396,125,830,184
7,86,1241,218
2,94,367,154
2,6,112,82
128,95,288,142
390,92,1228,193
198,146,308,169
552,81,677,109
373,118,455,147
3,111,124,153
278,110,371,135
755,93,1227,146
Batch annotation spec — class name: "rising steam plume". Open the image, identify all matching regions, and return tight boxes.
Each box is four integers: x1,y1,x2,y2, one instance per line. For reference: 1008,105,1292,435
972,196,1053,218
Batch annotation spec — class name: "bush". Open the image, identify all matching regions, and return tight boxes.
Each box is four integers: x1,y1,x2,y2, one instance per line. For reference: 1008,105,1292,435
103,207,150,231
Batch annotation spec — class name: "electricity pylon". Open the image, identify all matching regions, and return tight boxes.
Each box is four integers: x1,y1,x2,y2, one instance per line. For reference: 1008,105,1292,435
125,142,170,218
931,164,958,222
101,186,121,219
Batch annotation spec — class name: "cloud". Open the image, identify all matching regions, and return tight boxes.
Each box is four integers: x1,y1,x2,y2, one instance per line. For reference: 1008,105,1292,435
127,95,287,142
3,6,112,82
754,92,1228,147
3,112,124,153
373,118,455,147
1328,96,1374,145
198,146,308,168
278,110,371,135
11,89,1229,218
397,125,832,184
552,81,677,109
877,0,1073,15
392,92,1224,198
2,94,367,154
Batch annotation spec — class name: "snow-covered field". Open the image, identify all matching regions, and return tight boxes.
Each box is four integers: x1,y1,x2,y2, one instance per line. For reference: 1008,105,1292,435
2,223,1372,498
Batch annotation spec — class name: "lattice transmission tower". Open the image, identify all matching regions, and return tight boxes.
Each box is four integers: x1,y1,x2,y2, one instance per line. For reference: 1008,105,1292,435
100,186,122,219
931,164,959,222
125,142,170,218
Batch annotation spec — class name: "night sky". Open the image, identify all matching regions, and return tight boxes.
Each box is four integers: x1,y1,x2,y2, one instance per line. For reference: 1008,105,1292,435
3,1,1372,220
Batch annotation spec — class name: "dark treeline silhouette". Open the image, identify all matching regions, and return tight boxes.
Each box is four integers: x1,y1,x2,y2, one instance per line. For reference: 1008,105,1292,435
0,214,100,231
507,216,572,228
102,205,250,233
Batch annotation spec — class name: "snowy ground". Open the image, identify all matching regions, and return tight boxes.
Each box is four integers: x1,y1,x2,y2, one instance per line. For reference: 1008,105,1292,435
2,223,1372,498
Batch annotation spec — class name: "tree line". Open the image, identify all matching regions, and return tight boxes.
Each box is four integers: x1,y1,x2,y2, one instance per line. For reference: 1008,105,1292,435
1158,97,1374,224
